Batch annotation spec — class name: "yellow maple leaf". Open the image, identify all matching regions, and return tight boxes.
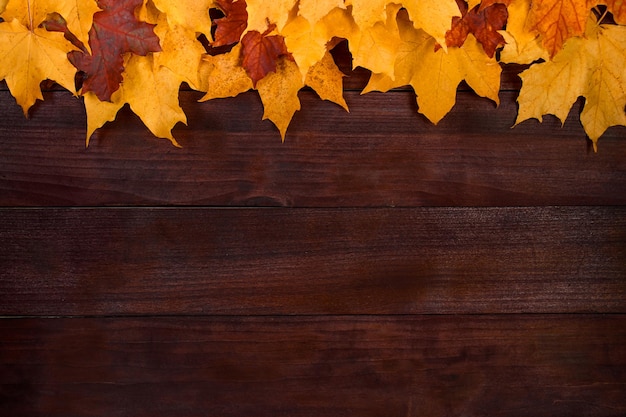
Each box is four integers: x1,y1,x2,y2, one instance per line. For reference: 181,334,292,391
152,0,216,40
351,3,403,78
516,19,626,148
282,3,356,80
282,15,327,79
499,0,549,64
0,17,77,115
256,57,304,140
0,0,6,13
85,55,186,146
2,0,99,53
364,11,501,124
152,12,207,91
305,50,349,111
199,43,254,100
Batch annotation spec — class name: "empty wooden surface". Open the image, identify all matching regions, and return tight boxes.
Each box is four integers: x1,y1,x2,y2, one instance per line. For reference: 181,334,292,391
2,316,625,417
1,207,625,316
1,58,625,416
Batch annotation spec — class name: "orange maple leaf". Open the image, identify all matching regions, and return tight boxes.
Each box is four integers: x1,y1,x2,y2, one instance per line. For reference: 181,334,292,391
526,0,589,58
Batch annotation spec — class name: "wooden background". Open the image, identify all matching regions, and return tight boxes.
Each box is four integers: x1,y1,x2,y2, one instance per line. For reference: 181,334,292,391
1,46,625,416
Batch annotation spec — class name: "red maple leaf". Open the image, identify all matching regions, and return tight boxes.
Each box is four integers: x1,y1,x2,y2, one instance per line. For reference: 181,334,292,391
445,0,508,57
241,26,293,87
68,0,162,101
212,0,248,47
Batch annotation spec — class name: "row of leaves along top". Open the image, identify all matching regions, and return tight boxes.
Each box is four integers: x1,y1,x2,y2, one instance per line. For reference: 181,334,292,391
0,0,624,149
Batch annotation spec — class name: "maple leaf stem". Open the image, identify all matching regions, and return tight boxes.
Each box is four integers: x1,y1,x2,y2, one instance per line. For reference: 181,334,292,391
27,0,33,30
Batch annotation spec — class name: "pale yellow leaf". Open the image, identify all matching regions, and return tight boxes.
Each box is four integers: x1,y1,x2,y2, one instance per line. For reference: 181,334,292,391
199,43,253,101
305,51,348,111
256,58,304,140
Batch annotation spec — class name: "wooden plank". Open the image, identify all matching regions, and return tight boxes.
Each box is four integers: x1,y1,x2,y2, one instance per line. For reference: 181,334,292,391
1,315,624,417
1,90,625,207
1,207,624,316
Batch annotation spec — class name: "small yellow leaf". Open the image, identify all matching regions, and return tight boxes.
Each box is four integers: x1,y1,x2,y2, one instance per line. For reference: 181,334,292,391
199,43,254,101
256,58,304,140
305,51,349,111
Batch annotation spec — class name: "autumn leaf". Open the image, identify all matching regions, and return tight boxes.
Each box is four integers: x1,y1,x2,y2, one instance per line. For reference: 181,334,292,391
499,0,549,64
199,43,254,100
0,9,78,115
445,0,508,57
257,57,304,140
525,0,589,57
68,0,161,102
212,0,248,47
351,3,403,77
305,50,348,111
241,26,293,86
84,54,186,146
364,10,501,124
402,0,461,49
516,19,626,148
2,0,100,53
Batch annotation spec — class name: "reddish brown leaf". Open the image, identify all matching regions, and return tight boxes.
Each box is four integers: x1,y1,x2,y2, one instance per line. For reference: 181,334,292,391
241,28,293,86
212,0,248,47
445,0,508,57
68,0,162,101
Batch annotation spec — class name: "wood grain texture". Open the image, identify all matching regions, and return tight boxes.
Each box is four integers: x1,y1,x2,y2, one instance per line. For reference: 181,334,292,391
1,207,624,316
1,315,625,417
1,90,625,207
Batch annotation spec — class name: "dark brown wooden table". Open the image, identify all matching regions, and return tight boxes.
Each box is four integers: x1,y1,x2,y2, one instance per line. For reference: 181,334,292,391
1,56,625,416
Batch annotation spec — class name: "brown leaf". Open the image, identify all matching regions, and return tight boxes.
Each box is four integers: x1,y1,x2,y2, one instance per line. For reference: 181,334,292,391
212,0,248,47
68,0,162,101
445,0,508,57
241,27,293,86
